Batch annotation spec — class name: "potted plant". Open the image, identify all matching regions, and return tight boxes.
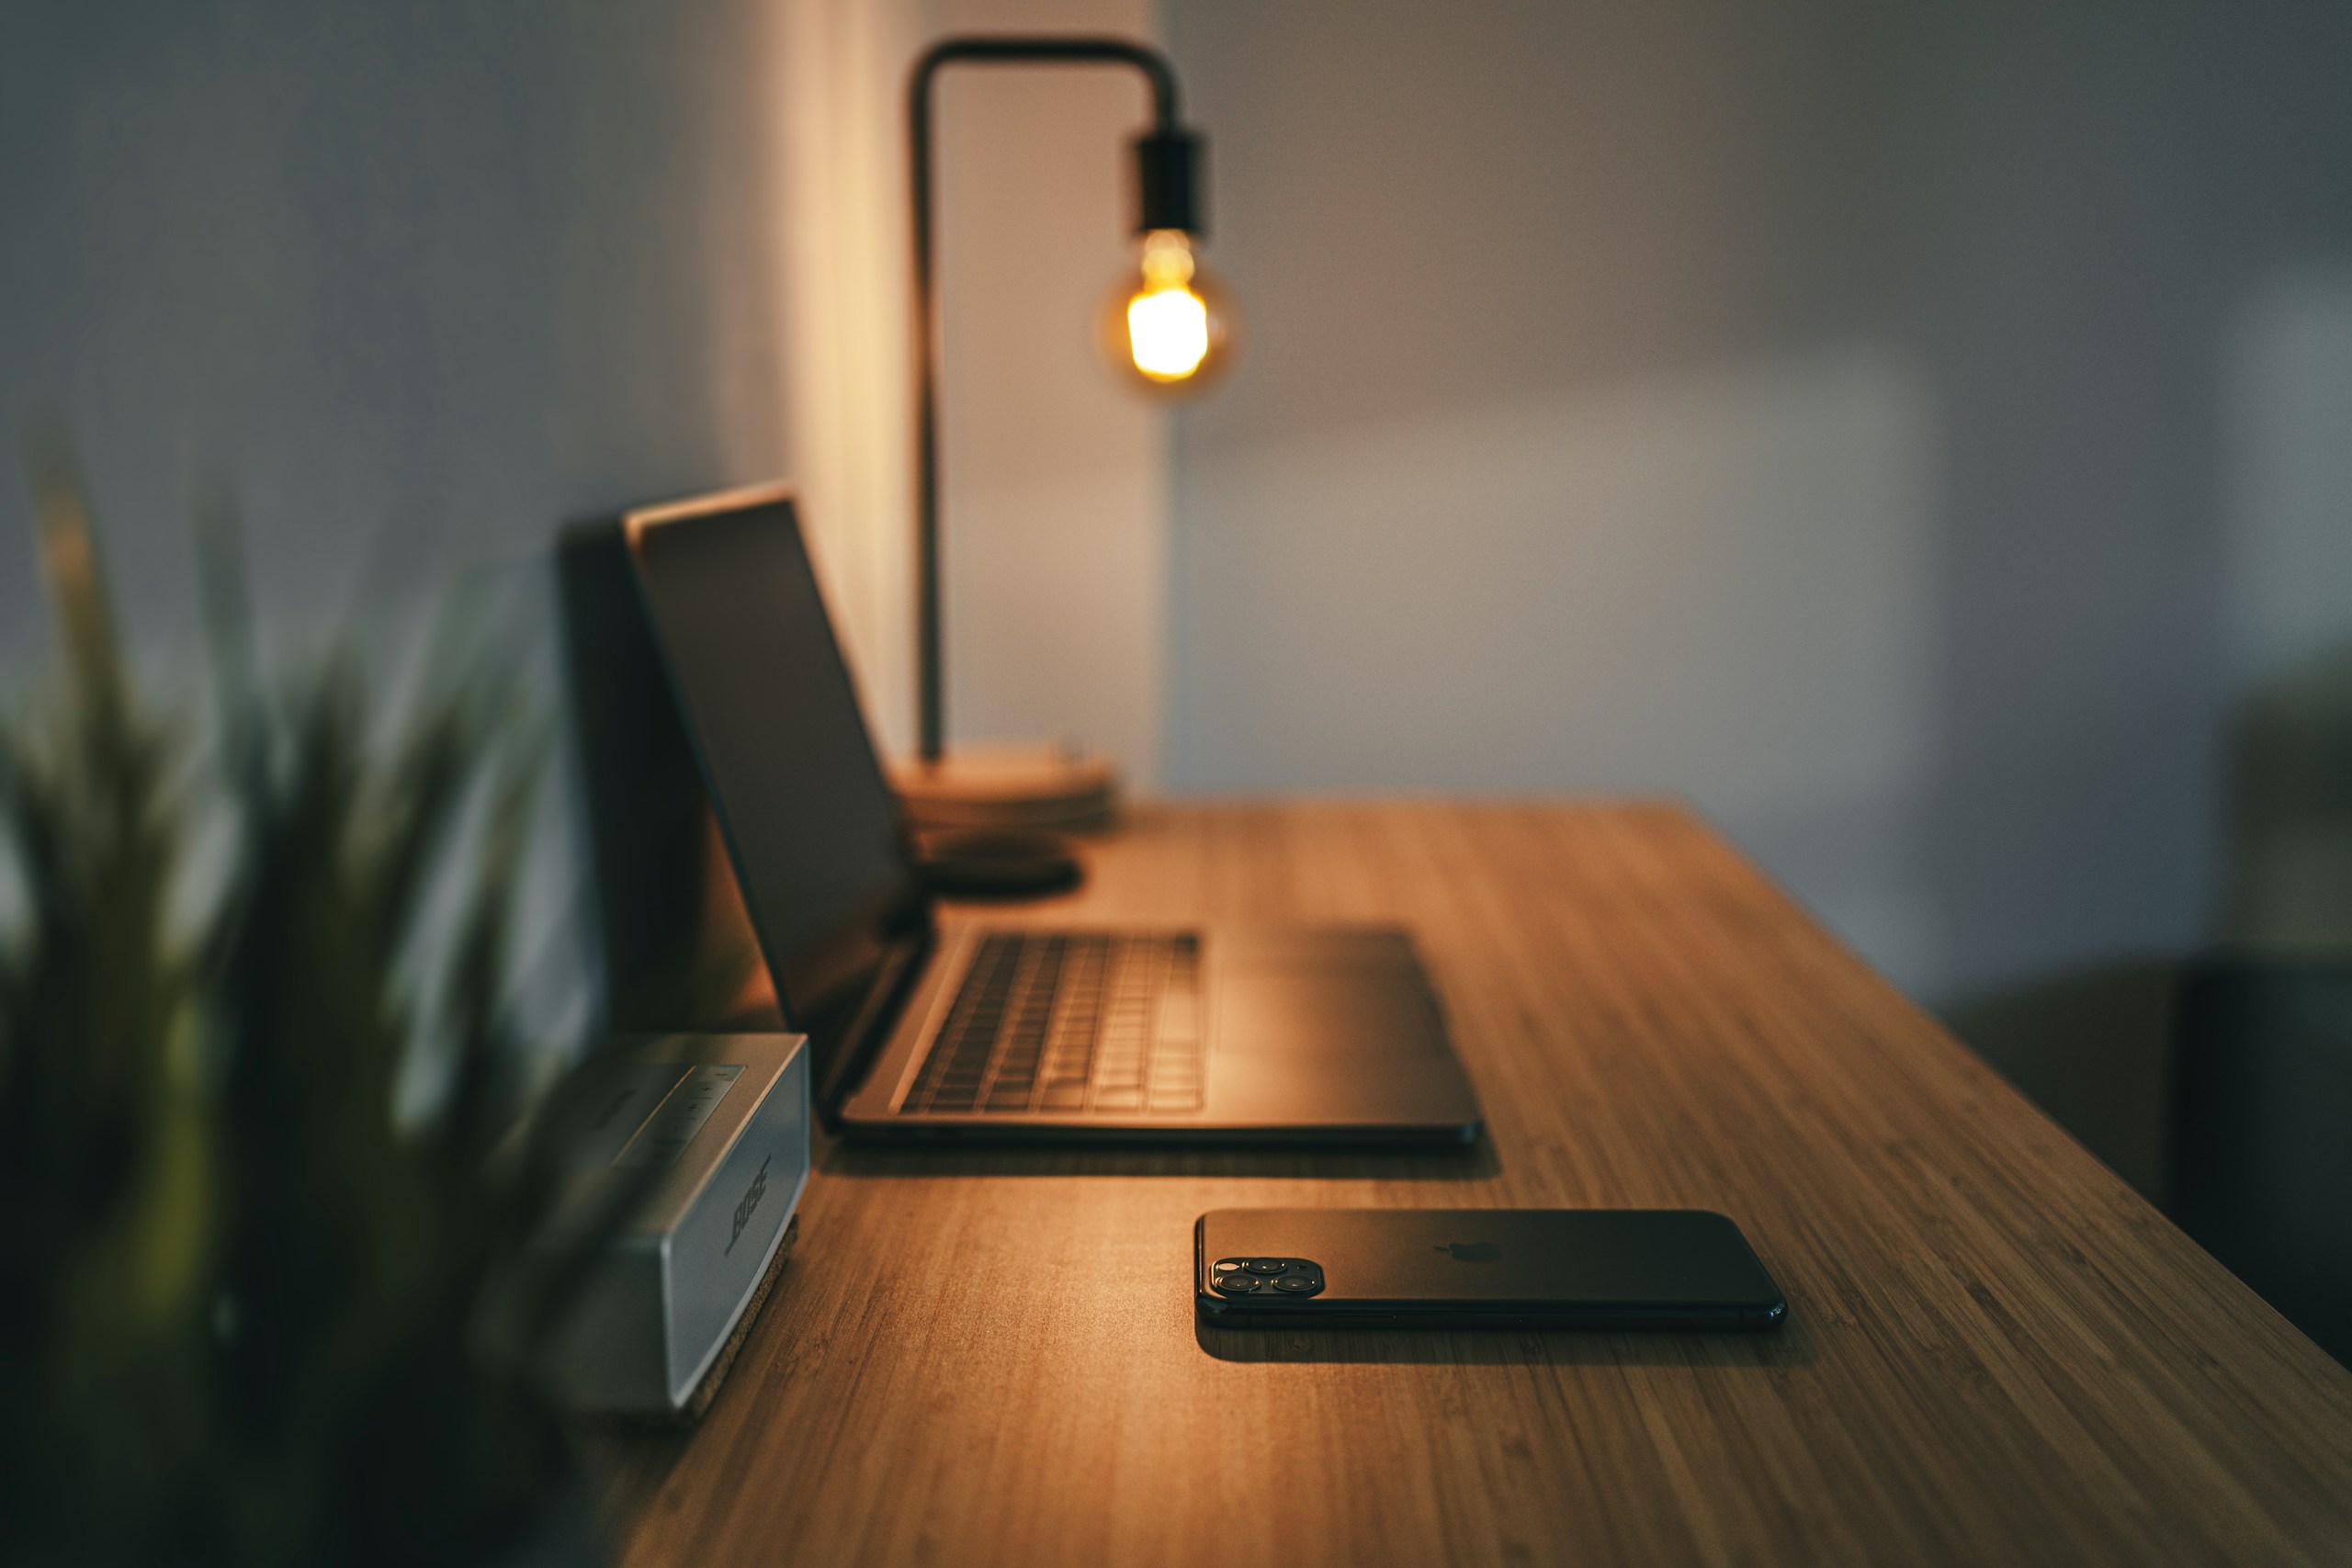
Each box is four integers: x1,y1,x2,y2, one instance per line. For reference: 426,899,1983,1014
0,439,594,1566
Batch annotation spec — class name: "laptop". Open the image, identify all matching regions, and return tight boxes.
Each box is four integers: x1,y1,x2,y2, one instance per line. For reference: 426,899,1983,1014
622,482,1484,1144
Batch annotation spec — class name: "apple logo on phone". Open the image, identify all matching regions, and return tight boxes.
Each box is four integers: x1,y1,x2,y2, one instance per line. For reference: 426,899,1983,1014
1437,1241,1501,1262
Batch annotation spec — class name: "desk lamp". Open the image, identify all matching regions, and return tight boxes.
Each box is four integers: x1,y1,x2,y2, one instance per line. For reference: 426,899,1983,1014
890,36,1232,876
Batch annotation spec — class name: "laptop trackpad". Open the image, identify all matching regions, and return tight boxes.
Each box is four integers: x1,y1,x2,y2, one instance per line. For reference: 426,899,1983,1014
1215,972,1446,1057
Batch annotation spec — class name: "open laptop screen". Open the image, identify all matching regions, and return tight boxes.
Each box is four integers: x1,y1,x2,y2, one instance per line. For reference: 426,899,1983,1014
624,487,922,1048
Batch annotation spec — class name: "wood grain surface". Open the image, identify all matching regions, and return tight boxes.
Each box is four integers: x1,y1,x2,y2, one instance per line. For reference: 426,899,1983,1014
591,803,2352,1567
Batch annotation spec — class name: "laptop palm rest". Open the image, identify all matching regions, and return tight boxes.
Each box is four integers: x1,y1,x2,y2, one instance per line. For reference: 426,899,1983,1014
1210,927,1448,1057
1214,973,1448,1058
1202,933,1476,1131
1206,970,1476,1129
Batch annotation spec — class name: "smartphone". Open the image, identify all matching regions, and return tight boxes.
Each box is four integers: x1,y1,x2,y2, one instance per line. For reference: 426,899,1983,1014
1194,1208,1787,1330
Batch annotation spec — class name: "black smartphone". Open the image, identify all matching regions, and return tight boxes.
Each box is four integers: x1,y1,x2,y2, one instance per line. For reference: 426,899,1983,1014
1194,1208,1787,1330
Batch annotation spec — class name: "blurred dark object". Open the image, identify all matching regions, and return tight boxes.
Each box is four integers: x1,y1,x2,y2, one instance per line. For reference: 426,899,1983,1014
557,524,774,1032
0,436,593,1564
911,826,1083,898
1945,960,2178,1204
2219,644,2352,952
2168,955,2352,1370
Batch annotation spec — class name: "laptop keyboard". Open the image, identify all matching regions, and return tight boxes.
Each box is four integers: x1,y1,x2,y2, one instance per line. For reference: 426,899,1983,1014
902,931,1203,1115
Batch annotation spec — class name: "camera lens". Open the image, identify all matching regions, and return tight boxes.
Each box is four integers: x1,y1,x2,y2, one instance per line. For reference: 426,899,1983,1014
1247,1258,1289,1275
1215,1273,1260,1294
1272,1275,1319,1294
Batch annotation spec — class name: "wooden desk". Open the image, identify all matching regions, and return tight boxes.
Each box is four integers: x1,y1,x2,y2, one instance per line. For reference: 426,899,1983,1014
599,803,2352,1566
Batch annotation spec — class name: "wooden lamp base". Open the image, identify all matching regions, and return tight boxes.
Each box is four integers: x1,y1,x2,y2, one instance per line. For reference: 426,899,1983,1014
890,741,1120,833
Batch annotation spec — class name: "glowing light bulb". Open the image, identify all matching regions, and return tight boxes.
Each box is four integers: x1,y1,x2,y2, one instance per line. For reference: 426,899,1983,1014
1102,230,1235,393
1128,287,1210,379
1127,232,1211,379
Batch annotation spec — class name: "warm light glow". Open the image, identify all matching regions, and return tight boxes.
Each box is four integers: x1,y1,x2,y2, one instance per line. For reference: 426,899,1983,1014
1125,230,1212,382
1100,230,1234,393
1127,288,1211,380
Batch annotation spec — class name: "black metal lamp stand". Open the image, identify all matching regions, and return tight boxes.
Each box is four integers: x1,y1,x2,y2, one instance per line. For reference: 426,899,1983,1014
896,36,1208,842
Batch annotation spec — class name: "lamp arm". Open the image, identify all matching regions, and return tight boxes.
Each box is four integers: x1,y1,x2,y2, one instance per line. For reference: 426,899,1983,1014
907,36,1195,765
913,36,1180,132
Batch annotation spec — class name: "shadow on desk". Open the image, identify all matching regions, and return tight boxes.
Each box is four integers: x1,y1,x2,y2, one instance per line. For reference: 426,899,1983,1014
819,1137,1502,1182
1194,1314,1821,1367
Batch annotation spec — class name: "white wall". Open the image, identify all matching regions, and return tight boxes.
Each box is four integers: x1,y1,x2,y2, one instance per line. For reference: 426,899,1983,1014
0,0,797,670
929,0,1169,784
775,0,1171,783
1162,0,2352,1006
0,0,808,1045
774,0,922,750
